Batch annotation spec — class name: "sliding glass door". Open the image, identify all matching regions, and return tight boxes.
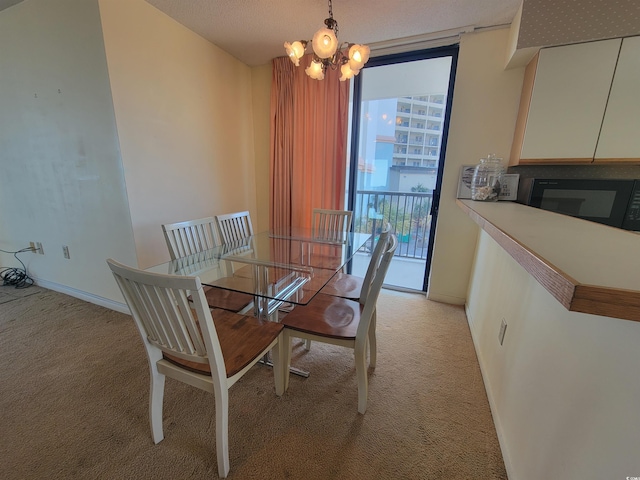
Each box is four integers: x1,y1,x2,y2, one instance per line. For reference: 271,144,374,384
347,46,458,291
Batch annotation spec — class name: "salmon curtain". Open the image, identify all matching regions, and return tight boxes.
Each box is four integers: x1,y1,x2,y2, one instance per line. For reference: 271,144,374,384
270,54,350,233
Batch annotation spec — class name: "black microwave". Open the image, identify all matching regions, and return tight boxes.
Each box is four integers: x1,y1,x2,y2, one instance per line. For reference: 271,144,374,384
517,178,640,231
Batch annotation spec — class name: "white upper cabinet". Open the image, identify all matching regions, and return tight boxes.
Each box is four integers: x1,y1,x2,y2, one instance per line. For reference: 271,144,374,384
594,36,640,163
510,39,621,166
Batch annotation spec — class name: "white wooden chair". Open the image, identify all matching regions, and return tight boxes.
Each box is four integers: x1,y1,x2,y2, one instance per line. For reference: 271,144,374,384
215,211,254,244
320,222,391,301
312,223,391,354
311,208,353,243
214,211,256,280
281,234,398,414
107,259,284,478
300,215,381,352
162,217,220,260
162,218,253,313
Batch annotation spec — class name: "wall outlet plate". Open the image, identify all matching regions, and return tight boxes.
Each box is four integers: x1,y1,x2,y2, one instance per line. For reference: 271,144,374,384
62,245,70,259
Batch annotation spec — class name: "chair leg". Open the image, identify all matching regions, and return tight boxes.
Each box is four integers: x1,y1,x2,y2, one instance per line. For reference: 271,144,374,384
213,386,230,478
368,309,377,368
283,330,292,391
149,360,166,444
271,334,285,396
354,346,368,414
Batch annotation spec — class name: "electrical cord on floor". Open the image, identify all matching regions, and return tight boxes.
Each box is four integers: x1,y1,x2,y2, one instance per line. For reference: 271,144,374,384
0,247,35,289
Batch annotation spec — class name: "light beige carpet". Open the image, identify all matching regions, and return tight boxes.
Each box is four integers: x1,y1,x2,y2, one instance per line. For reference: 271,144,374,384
0,286,507,479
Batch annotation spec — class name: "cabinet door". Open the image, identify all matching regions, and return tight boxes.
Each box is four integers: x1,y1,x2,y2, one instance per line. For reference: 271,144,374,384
595,36,640,163
513,39,621,164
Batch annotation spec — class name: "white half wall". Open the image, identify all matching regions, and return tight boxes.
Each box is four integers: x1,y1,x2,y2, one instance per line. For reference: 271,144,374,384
467,229,640,479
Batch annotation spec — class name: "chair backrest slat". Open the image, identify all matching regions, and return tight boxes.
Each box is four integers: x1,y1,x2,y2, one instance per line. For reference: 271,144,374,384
356,234,398,341
120,277,164,344
359,222,392,304
312,209,353,242
215,211,254,244
107,259,218,364
145,282,199,354
162,217,219,260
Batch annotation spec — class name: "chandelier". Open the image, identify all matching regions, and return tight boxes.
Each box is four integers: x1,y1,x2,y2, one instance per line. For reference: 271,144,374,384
284,0,370,81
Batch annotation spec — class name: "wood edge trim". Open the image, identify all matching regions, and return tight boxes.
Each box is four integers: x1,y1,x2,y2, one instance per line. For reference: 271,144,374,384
509,52,538,167
457,200,578,309
593,158,640,164
517,158,594,165
458,200,640,322
571,285,640,322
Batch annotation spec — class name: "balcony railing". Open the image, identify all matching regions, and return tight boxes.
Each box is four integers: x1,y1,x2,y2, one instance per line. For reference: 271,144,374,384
353,190,433,259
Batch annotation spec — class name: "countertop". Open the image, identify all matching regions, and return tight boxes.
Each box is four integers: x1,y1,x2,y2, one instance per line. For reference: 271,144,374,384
457,199,640,321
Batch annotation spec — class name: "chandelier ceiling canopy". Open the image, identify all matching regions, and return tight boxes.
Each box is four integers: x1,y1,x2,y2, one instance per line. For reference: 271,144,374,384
284,0,370,81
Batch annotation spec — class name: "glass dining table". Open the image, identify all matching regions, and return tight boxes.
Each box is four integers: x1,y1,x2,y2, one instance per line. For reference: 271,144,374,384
146,228,371,322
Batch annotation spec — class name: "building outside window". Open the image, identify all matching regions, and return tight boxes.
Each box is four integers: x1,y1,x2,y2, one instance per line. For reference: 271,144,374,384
360,94,447,191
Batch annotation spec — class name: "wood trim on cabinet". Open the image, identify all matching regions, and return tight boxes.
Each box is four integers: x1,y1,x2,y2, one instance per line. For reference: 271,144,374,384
509,52,539,167
592,157,640,164
457,199,640,322
516,157,594,165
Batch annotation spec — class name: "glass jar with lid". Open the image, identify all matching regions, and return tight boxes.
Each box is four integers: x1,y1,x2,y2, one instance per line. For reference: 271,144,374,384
471,154,505,201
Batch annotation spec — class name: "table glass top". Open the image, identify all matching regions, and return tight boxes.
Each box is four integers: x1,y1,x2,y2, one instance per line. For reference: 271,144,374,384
146,229,370,307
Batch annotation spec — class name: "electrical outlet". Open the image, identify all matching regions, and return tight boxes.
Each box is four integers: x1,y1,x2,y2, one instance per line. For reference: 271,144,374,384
29,241,37,252
36,242,44,254
62,245,70,259
498,318,507,345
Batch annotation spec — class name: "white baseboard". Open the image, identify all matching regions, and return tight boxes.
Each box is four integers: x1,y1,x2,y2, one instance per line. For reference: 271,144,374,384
426,290,466,305
465,304,515,480
34,278,130,315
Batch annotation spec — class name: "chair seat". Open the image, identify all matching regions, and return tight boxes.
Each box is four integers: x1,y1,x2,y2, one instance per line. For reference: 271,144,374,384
320,273,363,300
231,264,254,279
210,275,256,295
164,309,283,377
203,286,254,312
281,293,363,340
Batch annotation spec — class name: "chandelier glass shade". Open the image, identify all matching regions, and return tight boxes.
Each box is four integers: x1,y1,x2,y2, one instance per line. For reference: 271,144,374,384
284,0,370,81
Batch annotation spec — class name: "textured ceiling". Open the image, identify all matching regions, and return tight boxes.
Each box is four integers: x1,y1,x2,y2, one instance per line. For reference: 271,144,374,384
144,0,522,66
4,1,637,67
0,0,23,12
518,0,640,49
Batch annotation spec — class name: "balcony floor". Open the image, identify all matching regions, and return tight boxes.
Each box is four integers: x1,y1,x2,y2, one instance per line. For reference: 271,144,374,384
351,251,426,292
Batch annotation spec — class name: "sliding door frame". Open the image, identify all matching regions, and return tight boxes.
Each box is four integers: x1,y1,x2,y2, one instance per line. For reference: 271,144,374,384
347,45,459,291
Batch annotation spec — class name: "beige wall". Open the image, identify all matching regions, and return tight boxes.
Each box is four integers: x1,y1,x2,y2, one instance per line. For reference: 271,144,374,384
0,0,136,304
99,0,258,268
0,0,261,307
467,230,640,479
428,28,524,304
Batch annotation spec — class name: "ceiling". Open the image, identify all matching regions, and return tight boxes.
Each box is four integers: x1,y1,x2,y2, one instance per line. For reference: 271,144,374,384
0,0,22,11
144,0,523,66
0,0,523,66
3,1,636,67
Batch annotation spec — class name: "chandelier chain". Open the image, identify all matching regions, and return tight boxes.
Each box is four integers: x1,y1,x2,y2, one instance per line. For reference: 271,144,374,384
326,0,339,37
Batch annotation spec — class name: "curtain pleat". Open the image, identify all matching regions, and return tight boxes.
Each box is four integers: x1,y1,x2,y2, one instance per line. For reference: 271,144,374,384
270,54,350,232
